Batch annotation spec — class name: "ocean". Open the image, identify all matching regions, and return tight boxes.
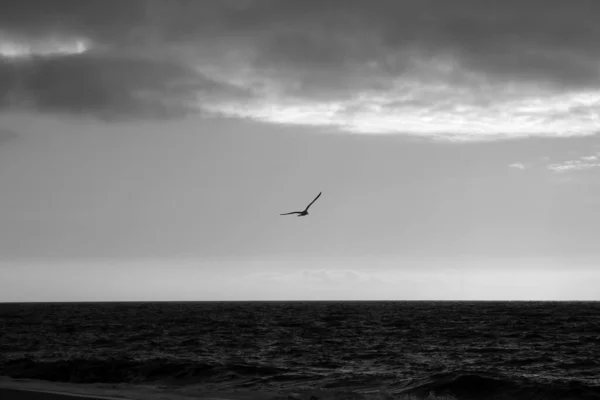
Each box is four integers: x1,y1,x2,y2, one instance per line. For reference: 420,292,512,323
1,301,599,400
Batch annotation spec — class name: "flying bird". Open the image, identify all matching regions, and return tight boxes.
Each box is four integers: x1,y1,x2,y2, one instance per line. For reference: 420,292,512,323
280,192,322,217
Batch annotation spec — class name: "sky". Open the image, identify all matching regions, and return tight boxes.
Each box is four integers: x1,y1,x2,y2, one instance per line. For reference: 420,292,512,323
1,0,600,301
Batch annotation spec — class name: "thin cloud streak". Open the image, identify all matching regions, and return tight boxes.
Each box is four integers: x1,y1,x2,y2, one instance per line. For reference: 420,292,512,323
509,163,526,170
0,37,89,58
547,157,600,173
2,1,600,139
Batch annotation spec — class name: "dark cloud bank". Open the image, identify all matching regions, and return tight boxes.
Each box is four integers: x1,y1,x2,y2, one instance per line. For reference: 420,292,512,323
1,0,599,124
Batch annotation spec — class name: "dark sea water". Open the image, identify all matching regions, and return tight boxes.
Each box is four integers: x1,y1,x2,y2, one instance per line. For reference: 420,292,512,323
1,301,600,400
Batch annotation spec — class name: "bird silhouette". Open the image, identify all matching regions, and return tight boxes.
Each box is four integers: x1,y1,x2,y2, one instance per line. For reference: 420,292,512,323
280,192,322,217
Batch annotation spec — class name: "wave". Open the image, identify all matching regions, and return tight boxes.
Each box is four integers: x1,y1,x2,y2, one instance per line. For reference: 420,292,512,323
3,359,600,399
1,358,294,385
397,371,600,400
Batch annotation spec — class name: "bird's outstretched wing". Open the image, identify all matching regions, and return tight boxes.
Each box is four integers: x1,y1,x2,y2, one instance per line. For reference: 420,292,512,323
304,192,322,211
280,211,302,215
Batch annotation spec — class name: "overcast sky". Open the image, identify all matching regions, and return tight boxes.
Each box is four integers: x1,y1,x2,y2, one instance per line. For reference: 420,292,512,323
1,0,600,301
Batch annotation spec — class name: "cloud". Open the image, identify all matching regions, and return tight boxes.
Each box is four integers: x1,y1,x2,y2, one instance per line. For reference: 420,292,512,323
508,163,526,170
0,53,252,119
547,158,600,173
2,1,600,138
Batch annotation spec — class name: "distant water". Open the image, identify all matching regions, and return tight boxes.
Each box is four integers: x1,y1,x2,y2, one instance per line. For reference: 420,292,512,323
1,301,600,400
